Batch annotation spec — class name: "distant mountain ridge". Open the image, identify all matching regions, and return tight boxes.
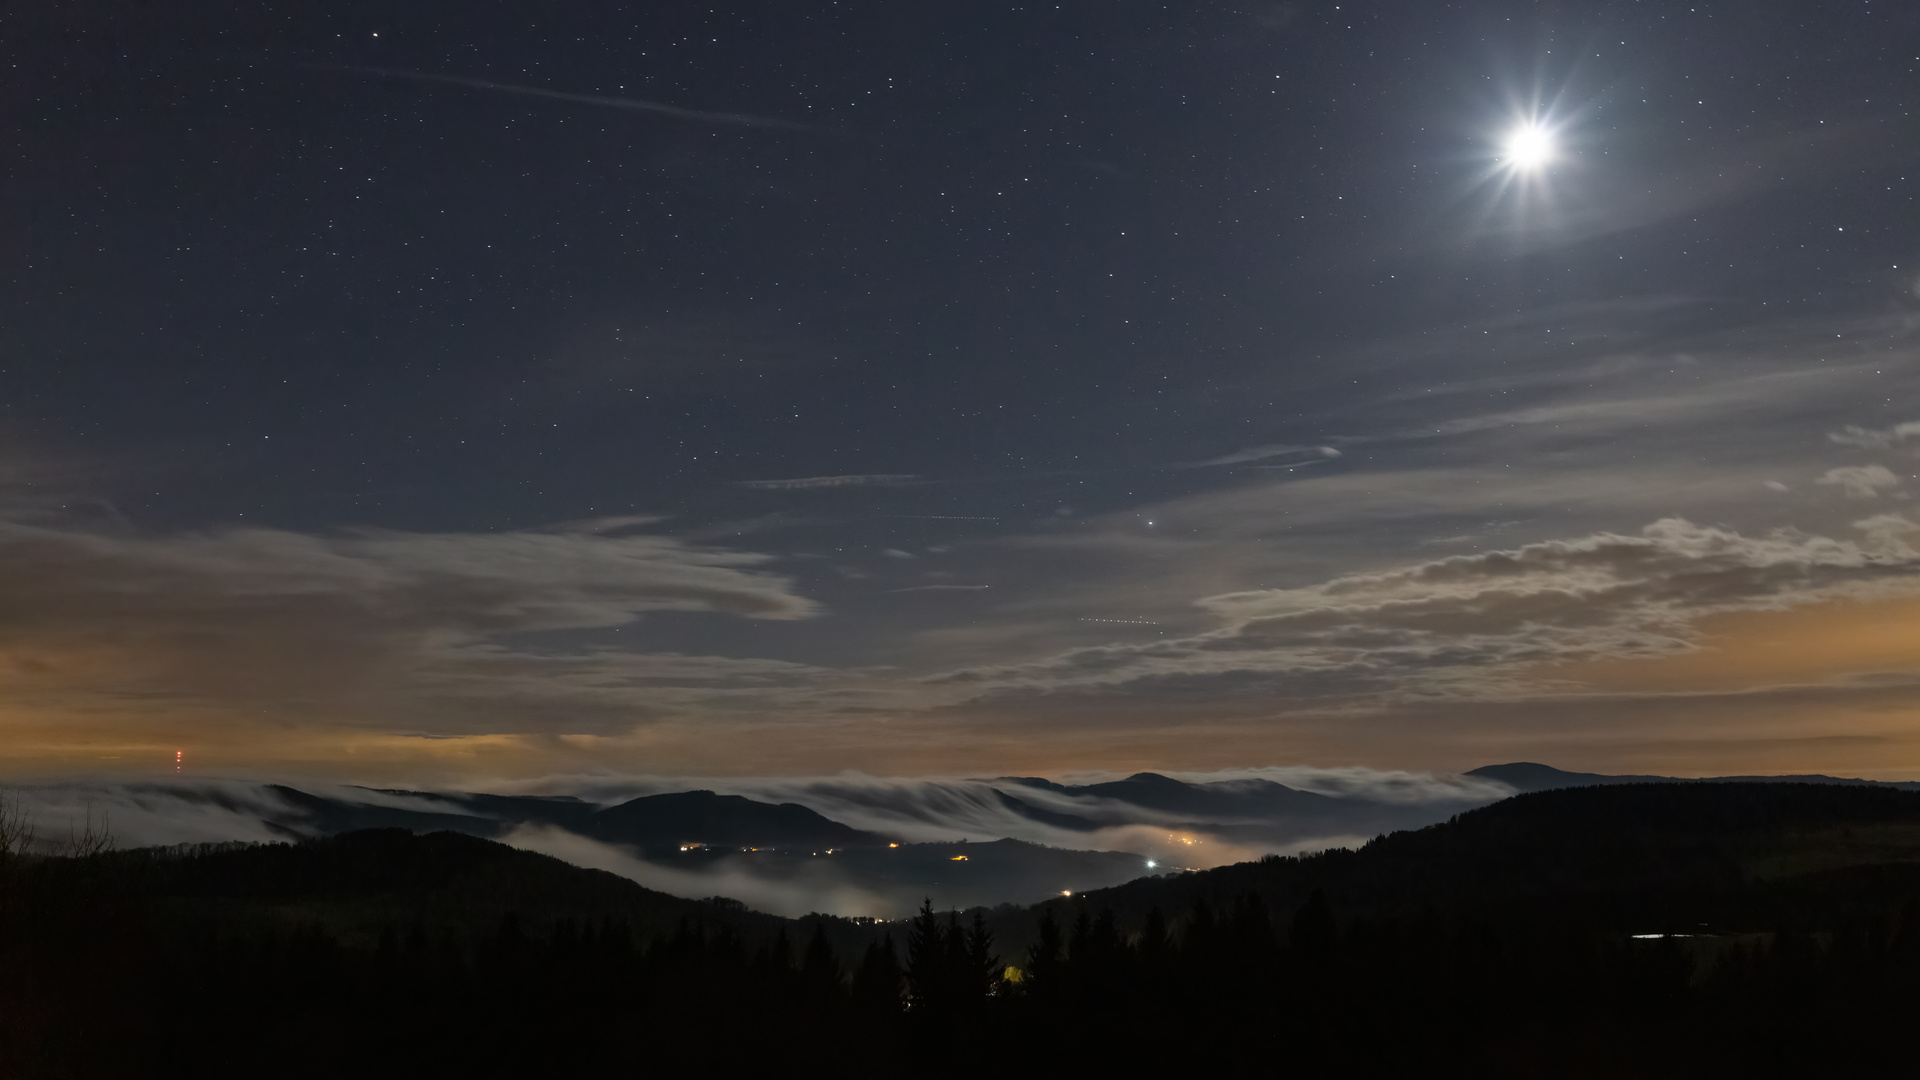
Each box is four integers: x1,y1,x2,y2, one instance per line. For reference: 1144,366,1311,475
145,780,1920,955
1467,761,1920,794
990,771,1391,846
577,790,887,852
261,786,890,852
1002,771,1342,820
987,779,1920,961
173,764,1920,917
264,764,1920,867
262,770,1391,850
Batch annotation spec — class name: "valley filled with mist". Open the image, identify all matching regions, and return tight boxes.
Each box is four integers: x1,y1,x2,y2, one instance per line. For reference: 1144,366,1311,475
10,763,1918,917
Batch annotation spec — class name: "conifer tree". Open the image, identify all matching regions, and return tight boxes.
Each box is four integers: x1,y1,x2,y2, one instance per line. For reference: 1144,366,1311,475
800,924,841,996
768,928,794,979
1138,907,1169,970
1290,888,1336,967
905,899,947,1007
853,934,905,1014
965,910,1001,1000
1025,908,1064,999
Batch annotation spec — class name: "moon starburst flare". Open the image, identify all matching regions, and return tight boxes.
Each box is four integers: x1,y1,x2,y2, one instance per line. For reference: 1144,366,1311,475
1501,122,1557,172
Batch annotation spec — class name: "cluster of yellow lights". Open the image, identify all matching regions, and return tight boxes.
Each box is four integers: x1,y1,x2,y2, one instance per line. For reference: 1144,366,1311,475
950,854,968,861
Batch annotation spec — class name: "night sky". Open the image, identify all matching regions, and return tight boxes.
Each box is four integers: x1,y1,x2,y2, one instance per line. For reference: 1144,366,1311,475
6,1,1919,783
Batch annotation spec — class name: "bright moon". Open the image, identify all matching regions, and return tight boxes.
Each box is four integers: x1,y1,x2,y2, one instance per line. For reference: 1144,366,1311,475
1502,123,1556,171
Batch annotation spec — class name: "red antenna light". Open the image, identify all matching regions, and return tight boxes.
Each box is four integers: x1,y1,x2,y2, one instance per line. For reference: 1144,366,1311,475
175,750,182,773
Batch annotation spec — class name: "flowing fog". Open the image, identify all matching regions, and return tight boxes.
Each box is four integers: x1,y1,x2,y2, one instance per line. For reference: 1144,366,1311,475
0,767,1520,916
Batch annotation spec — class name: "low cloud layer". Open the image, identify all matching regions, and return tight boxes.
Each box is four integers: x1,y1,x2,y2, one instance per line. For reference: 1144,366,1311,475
0,779,463,850
0,765,1522,915
502,824,898,918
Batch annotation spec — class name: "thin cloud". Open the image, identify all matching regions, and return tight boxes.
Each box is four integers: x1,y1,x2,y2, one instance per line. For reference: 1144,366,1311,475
1185,444,1341,467
1248,458,1337,472
738,474,922,491
932,516,1920,703
0,517,822,739
1830,421,1920,449
1817,464,1902,498
332,66,823,131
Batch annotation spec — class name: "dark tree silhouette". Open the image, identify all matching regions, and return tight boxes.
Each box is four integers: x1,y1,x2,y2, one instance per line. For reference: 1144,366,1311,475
801,923,842,995
905,898,948,1008
852,933,904,1015
6,785,1920,1077
964,910,1000,1000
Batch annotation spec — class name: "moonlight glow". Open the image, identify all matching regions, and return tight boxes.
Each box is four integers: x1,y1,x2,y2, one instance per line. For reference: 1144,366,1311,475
1502,122,1557,171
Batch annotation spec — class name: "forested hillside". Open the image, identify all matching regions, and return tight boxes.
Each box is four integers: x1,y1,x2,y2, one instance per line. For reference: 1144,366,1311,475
5,784,1920,1077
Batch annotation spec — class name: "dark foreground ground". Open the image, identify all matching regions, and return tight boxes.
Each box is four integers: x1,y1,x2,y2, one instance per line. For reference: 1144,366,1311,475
4,782,1919,1077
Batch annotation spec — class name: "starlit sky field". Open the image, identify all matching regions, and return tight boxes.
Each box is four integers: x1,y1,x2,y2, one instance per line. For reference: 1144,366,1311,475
5,1,1920,787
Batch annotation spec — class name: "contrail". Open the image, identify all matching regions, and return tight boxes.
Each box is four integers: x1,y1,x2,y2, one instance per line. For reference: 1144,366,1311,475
327,66,823,132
